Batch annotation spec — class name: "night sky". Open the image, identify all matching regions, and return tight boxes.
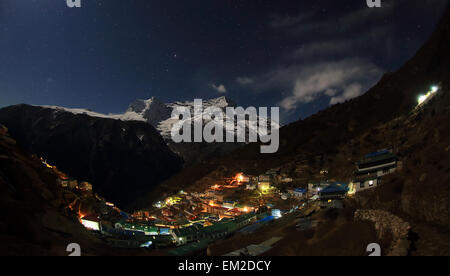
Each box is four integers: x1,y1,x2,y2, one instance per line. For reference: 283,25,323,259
0,0,448,124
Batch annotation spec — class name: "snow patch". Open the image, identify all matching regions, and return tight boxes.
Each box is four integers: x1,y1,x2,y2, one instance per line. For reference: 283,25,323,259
39,96,278,141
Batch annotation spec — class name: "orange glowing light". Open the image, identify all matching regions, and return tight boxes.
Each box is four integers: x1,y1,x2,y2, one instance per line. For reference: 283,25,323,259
236,173,244,183
77,212,86,223
41,159,56,169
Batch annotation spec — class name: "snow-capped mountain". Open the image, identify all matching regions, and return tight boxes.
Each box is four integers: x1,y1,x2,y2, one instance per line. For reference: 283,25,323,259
126,96,277,140
37,96,278,164
40,96,277,141
125,96,235,138
126,97,172,127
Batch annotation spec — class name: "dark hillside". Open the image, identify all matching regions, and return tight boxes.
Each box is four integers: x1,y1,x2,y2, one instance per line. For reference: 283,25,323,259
0,105,183,207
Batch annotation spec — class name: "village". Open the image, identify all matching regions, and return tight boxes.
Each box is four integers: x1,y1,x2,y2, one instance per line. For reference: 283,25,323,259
29,84,441,256
42,144,402,255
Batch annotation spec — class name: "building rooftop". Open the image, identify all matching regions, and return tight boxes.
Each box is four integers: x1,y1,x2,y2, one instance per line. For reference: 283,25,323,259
357,151,397,166
319,183,349,195
173,224,203,237
81,215,100,222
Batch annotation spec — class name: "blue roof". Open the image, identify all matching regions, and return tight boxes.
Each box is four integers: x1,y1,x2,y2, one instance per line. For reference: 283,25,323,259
365,149,390,158
120,212,131,219
294,188,307,193
320,183,349,194
257,216,275,223
331,182,348,187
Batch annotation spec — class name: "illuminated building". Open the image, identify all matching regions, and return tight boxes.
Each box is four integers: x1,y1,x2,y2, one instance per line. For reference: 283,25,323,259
318,183,349,201
258,182,271,193
80,181,93,192
347,182,357,196
417,85,439,105
353,150,398,192
272,209,282,219
140,241,153,248
153,201,164,208
258,174,271,182
281,177,293,183
222,201,236,209
80,215,101,231
288,188,306,198
320,169,329,175
203,204,229,216
115,221,160,236
246,183,256,190
165,196,182,206
235,173,250,183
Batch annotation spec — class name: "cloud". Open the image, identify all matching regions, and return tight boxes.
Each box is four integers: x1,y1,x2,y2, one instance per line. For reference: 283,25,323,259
269,12,315,28
271,2,398,38
280,59,382,110
325,88,338,97
292,40,352,60
210,83,227,93
256,5,400,112
236,77,254,85
329,83,364,105
240,0,447,123
248,58,382,111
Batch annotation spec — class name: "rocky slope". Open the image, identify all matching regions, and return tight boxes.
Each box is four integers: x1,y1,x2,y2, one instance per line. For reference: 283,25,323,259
0,124,108,255
0,105,183,207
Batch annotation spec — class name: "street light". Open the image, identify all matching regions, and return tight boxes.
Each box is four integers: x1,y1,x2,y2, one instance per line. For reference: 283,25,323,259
418,95,428,105
431,86,439,93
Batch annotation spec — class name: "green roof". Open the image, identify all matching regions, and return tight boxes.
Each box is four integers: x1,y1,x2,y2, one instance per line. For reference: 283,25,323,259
173,213,261,240
233,213,256,224
200,222,231,234
174,218,190,226
122,222,158,232
174,225,202,237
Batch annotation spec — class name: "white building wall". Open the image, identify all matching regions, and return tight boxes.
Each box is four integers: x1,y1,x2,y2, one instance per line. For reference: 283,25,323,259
355,178,379,192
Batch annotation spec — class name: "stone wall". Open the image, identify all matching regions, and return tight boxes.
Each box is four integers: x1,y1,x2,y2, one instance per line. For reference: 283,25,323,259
354,209,411,256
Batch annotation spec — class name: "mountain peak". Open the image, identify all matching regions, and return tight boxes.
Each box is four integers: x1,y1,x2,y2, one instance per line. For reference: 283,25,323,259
202,96,236,108
127,97,171,127
127,97,164,113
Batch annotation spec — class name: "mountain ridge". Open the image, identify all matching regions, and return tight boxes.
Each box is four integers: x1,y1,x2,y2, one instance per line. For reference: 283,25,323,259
34,96,277,165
